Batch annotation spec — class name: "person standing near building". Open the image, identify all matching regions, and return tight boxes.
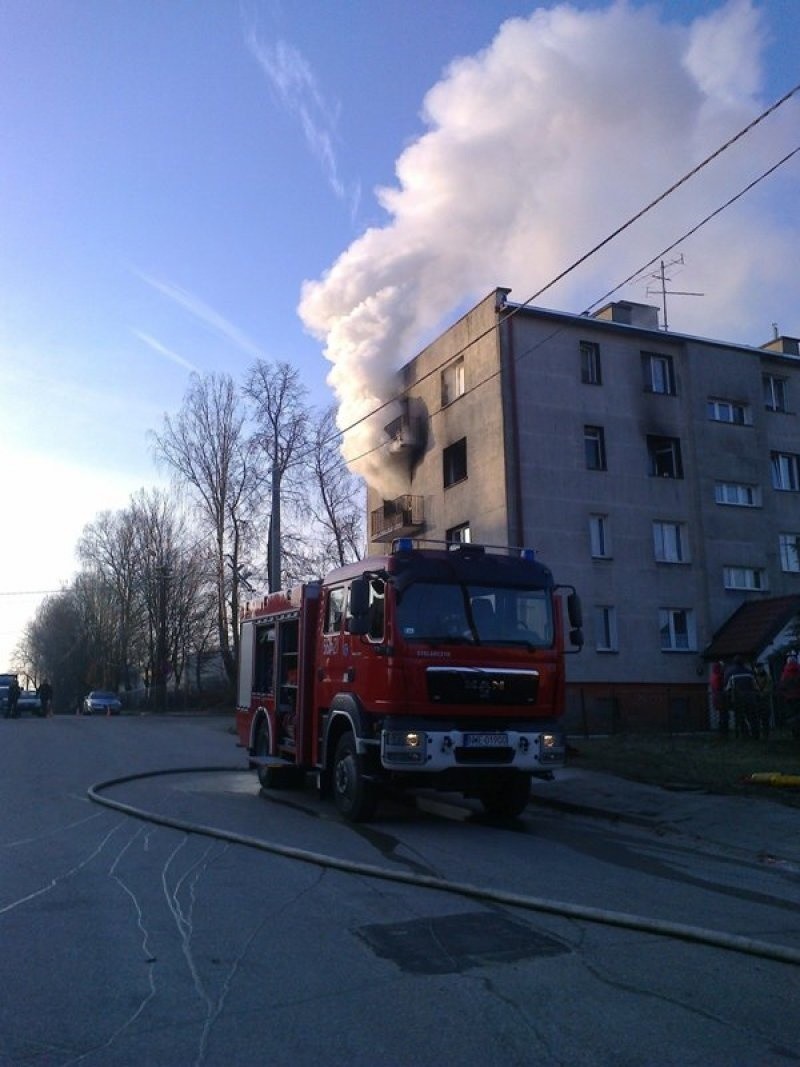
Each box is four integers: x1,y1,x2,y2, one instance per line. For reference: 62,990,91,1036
779,652,800,737
753,663,773,740
709,661,725,733
37,680,53,717
723,657,757,738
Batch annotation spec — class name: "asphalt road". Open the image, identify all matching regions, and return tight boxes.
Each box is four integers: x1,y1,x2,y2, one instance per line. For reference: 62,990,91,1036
1,714,798,1066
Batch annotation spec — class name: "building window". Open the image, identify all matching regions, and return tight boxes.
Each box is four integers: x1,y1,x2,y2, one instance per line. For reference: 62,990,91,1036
714,482,761,507
589,514,611,558
443,438,467,487
446,522,471,545
763,374,787,412
659,608,696,651
723,566,766,591
707,398,750,425
584,425,606,470
771,451,800,492
594,606,618,652
441,357,465,406
779,533,800,573
642,352,676,395
580,341,602,385
653,521,689,563
647,435,683,478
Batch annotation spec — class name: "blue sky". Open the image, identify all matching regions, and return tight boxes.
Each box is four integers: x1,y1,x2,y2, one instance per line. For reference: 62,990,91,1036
1,0,798,669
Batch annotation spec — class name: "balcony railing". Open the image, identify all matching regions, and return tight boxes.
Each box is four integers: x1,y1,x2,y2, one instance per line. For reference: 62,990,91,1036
370,495,425,542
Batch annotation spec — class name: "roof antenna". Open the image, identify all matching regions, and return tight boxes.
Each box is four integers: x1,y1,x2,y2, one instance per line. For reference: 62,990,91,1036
645,254,703,331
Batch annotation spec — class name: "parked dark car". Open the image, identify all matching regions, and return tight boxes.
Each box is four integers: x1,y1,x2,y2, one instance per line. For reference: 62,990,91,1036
17,690,43,716
83,690,122,716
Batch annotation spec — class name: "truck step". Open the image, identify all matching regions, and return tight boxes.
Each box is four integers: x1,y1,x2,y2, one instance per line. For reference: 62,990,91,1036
251,755,296,768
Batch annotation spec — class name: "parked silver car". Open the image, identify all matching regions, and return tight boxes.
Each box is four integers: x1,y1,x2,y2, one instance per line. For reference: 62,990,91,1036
83,690,122,716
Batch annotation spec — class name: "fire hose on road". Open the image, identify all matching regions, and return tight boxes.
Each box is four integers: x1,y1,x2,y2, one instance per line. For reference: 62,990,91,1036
88,765,800,969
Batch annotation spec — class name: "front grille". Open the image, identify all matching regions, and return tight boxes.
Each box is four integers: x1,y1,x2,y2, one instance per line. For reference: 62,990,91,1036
427,668,538,706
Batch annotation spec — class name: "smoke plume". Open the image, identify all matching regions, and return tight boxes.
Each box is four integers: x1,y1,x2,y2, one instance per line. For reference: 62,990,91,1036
298,0,799,494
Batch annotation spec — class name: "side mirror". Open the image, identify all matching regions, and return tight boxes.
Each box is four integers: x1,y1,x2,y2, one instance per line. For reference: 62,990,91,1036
567,592,583,629
569,627,584,649
349,576,369,616
347,577,370,635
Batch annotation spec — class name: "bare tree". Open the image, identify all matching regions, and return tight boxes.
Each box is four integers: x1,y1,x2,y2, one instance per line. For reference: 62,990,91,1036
71,570,123,689
129,488,218,705
244,360,310,592
151,373,261,680
302,406,365,569
21,591,91,712
77,509,141,691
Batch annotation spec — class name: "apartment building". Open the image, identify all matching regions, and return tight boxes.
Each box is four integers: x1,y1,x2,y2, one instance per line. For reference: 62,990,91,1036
365,288,800,731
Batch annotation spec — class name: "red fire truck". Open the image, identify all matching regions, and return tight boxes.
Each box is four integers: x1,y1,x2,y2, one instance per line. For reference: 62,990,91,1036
235,539,582,821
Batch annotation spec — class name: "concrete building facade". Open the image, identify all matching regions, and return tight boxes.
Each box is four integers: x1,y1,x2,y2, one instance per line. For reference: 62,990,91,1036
366,288,800,731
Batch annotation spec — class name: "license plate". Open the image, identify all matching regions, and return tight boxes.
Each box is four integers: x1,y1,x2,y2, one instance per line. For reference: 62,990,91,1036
463,732,508,747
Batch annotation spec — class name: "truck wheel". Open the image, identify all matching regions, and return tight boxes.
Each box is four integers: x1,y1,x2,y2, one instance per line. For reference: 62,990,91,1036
333,732,377,822
478,774,531,819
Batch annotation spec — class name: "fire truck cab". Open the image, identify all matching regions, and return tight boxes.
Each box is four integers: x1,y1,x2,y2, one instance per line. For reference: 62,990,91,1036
236,540,582,821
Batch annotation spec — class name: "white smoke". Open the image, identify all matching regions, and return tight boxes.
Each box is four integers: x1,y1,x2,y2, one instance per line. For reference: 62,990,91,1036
298,0,799,493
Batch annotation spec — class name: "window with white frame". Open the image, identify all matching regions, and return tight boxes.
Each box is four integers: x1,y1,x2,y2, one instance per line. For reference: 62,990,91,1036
441,357,465,406
589,514,611,558
580,341,602,385
771,451,800,492
723,566,767,591
653,521,689,563
714,482,761,507
763,374,787,412
707,398,751,425
642,352,676,395
779,533,800,573
659,608,696,651
594,606,618,651
584,425,606,470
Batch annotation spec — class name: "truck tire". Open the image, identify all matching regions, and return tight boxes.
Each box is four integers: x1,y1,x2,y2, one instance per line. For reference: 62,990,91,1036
333,732,377,822
478,773,531,819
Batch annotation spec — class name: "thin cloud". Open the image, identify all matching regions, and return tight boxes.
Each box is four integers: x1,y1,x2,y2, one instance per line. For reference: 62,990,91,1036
136,271,264,361
132,330,200,374
245,28,360,214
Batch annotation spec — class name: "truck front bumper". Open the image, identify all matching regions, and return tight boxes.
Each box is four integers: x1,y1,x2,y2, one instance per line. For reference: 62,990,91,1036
379,726,565,773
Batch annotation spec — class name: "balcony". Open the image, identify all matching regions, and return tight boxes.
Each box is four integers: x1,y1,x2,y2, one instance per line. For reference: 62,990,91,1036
370,495,425,543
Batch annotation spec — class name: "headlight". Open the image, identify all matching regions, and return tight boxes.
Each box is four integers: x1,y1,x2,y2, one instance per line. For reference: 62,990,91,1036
385,730,423,748
383,730,426,764
540,733,559,749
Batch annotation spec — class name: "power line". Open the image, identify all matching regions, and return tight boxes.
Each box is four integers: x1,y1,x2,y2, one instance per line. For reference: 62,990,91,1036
319,81,800,464
0,589,64,597
584,145,800,314
337,142,800,471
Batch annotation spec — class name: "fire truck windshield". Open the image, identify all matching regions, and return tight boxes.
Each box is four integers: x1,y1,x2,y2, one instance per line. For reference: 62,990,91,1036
396,581,553,647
